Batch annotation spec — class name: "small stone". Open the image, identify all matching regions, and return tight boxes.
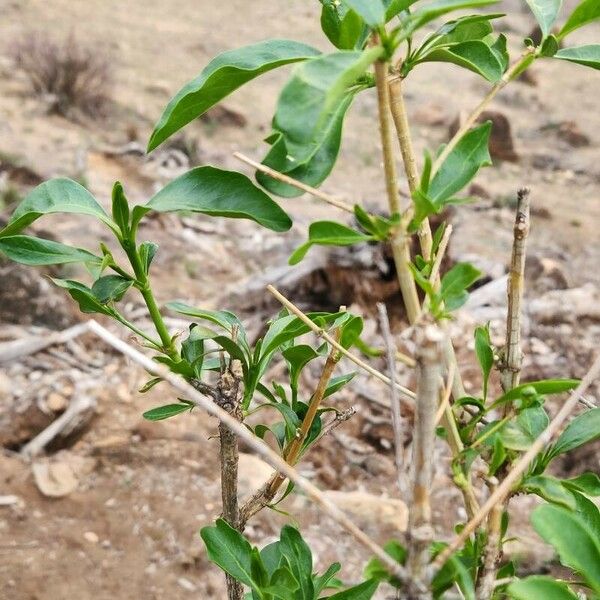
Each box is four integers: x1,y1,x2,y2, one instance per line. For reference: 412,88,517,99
84,531,99,544
557,121,590,148
32,461,78,498
0,495,23,507
317,491,408,532
177,577,197,592
46,392,68,413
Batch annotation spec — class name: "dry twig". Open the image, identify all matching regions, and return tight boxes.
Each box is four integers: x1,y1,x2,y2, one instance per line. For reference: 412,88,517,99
378,303,408,494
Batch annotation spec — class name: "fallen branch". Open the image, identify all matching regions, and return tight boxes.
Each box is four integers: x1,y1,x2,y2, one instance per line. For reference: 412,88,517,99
0,322,90,364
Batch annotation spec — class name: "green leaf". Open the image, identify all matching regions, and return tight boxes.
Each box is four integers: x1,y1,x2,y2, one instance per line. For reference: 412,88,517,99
500,406,549,451
313,562,342,596
429,122,492,204
363,540,406,587
554,45,600,70
492,379,579,408
321,2,365,50
420,40,504,82
273,48,382,165
385,0,420,21
323,373,356,399
289,221,373,265
142,402,193,421
279,526,314,599
426,14,500,47
559,0,600,38
260,541,283,578
439,262,482,311
508,576,578,600
340,315,363,349
50,278,115,316
0,235,101,266
540,34,560,57
257,92,355,198
139,241,158,275
525,0,563,37
166,302,250,358
138,377,163,393
111,182,130,236
145,166,291,232
563,472,600,496
91,275,133,304
432,549,476,600
148,40,320,151
474,325,493,400
0,178,114,238
549,408,600,458
406,0,500,36
531,504,600,593
521,475,576,509
283,345,322,391
324,579,379,599
342,0,386,26
201,518,256,590
571,491,600,541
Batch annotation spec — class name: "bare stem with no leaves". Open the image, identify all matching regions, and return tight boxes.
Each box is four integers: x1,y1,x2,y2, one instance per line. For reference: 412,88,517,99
388,75,433,261
233,152,355,214
215,343,244,600
374,58,421,324
407,323,444,598
378,302,408,494
501,188,531,393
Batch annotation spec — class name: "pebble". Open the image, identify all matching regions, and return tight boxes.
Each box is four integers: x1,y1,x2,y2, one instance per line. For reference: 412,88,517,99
84,531,99,544
46,392,68,412
177,577,197,592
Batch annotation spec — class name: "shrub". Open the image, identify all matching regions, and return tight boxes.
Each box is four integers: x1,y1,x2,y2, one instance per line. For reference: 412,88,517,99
10,31,112,118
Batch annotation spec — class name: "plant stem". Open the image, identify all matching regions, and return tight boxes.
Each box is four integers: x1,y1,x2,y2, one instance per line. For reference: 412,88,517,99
407,323,444,598
388,75,433,261
500,188,530,393
431,353,600,573
430,50,535,178
216,349,244,600
388,72,478,519
267,285,416,404
239,330,341,527
123,240,178,358
374,58,421,325
86,320,411,582
378,302,408,495
476,189,530,598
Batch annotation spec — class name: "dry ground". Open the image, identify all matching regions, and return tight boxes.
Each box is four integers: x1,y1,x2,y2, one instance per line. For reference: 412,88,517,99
0,1,599,598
